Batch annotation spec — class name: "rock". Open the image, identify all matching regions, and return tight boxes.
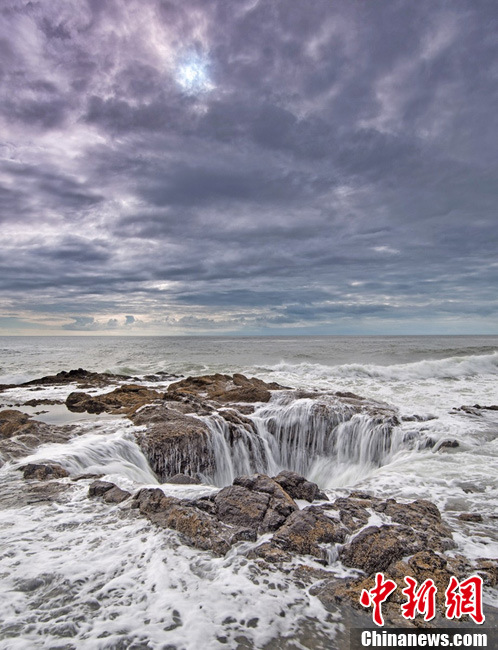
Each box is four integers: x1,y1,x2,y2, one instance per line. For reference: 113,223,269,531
340,524,421,573
88,479,130,504
21,368,126,389
102,486,131,503
322,495,371,533
273,470,323,502
272,506,346,558
66,384,162,415
167,373,285,404
215,474,298,533
132,487,180,514
88,480,116,497
437,439,460,449
458,512,483,522
21,463,69,481
1,410,42,438
157,504,256,555
132,488,255,555
164,474,201,485
131,405,215,481
0,410,75,464
374,498,455,552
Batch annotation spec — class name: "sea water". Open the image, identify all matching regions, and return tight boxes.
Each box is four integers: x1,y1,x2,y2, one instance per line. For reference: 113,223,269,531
0,336,497,648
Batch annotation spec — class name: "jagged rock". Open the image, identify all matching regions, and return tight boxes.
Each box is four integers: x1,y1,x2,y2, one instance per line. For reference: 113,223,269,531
88,480,131,503
273,470,323,502
21,463,69,481
459,512,483,522
272,506,346,558
215,474,298,533
132,487,180,514
340,498,455,574
0,410,75,464
341,524,424,573
132,487,255,555
373,498,455,551
437,439,460,449
66,384,162,415
322,495,372,533
167,373,285,404
131,405,215,481
102,486,131,503
1,410,44,438
157,504,256,554
20,368,125,389
164,473,202,485
88,480,118,497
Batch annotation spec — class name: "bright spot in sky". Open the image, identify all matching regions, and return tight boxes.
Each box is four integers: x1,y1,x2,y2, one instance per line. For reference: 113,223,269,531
176,54,213,93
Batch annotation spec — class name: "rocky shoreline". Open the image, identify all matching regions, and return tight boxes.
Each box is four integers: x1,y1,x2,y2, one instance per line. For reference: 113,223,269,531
1,369,497,631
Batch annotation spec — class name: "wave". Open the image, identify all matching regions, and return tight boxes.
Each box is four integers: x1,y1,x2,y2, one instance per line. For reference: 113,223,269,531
269,351,498,382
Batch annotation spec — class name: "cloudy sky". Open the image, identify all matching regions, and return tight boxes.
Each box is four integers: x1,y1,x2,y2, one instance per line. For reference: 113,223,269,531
1,0,497,335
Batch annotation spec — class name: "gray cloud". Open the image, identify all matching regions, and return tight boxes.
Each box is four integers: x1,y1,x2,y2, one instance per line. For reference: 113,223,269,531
0,0,497,334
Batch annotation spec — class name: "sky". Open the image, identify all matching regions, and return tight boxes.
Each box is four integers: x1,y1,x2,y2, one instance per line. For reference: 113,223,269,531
0,0,497,336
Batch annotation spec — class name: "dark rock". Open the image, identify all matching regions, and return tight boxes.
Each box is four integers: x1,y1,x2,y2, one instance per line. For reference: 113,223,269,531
102,486,131,503
164,474,202,485
341,524,421,573
156,504,256,554
132,487,255,555
21,463,69,481
167,373,285,404
0,410,75,464
66,384,162,415
23,398,63,407
1,410,42,438
131,405,215,481
88,480,116,497
132,487,180,514
20,368,126,389
216,474,298,533
273,470,321,502
322,496,371,533
272,506,346,558
458,513,483,522
437,439,460,449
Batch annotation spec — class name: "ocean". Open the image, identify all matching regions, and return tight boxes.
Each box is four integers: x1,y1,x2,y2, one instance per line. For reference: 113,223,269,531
0,335,497,649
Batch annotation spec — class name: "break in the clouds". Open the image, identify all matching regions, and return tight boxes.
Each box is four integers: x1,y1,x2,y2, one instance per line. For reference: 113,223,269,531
0,0,497,335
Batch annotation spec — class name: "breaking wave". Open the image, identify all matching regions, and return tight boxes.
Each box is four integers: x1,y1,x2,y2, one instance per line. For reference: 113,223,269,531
270,351,498,383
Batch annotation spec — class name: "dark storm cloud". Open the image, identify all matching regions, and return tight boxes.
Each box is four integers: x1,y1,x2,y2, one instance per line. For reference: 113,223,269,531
0,0,497,333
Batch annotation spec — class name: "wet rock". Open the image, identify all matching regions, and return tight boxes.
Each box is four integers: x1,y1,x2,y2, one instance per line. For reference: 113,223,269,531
322,495,372,533
437,439,460,449
272,506,346,558
132,487,180,514
167,373,285,404
158,504,256,555
458,512,483,522
66,384,162,415
1,409,43,438
246,542,293,564
131,405,215,481
21,463,69,481
164,473,202,485
216,474,298,533
132,488,255,555
0,411,75,465
273,470,323,502
20,368,126,389
23,398,63,407
341,524,422,573
102,486,131,503
88,480,117,497
88,479,130,503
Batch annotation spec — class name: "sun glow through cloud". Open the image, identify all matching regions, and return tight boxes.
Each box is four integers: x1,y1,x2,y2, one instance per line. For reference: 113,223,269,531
176,53,213,93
